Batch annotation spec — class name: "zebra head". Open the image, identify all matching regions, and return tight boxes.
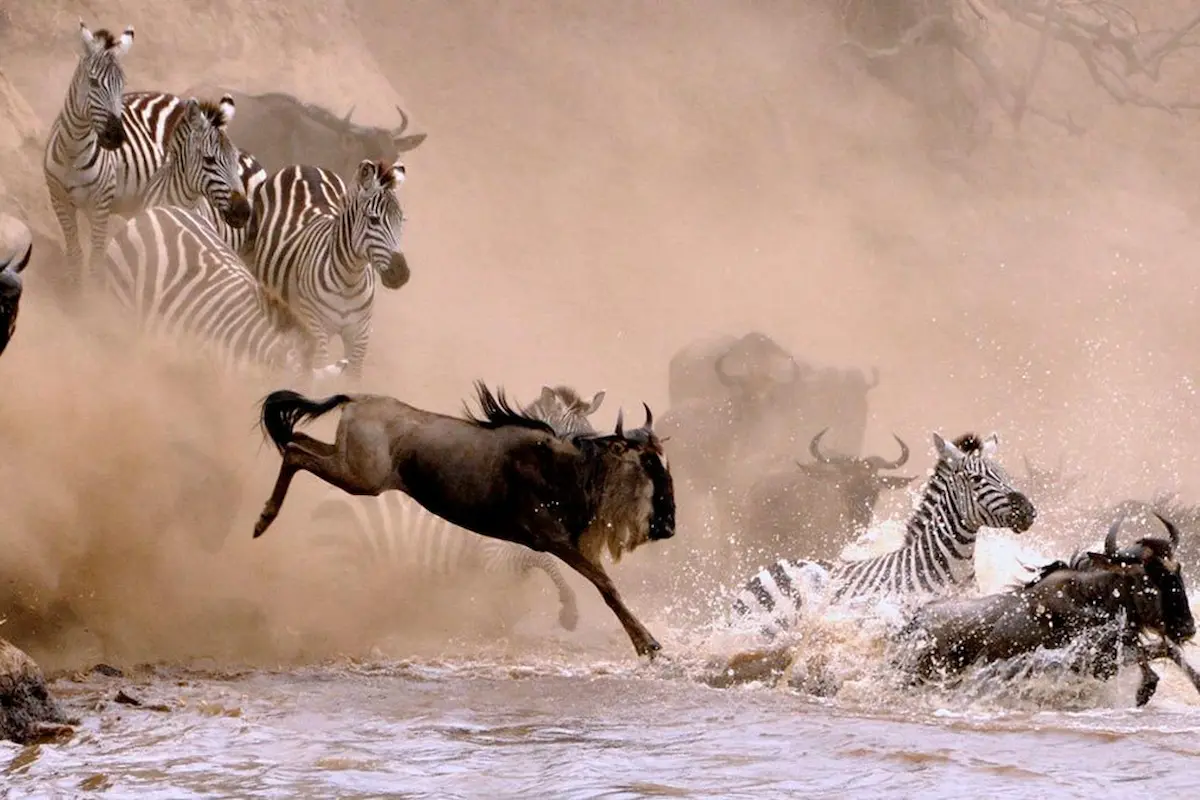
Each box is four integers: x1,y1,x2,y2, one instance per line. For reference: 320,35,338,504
522,385,607,437
350,159,410,291
175,96,252,229
75,21,135,151
933,432,1037,534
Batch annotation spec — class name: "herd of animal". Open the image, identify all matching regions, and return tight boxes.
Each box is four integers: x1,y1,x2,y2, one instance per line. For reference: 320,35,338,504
0,19,1196,709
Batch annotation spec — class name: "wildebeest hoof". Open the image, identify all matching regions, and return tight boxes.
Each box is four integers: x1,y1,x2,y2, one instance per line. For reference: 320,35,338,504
638,639,662,659
1136,672,1160,707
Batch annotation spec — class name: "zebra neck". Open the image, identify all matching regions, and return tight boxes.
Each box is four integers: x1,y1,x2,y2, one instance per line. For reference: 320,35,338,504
327,205,372,288
901,461,978,563
56,73,98,153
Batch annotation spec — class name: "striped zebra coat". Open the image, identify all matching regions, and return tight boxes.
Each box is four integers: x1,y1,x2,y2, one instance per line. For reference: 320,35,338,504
307,385,608,633
731,432,1038,636
114,91,267,255
248,159,410,379
102,204,346,380
42,21,135,293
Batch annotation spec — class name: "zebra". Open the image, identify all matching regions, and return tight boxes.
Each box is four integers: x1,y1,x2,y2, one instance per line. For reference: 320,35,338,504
307,385,609,634
42,20,135,294
730,432,1038,636
102,204,347,380
248,158,410,379
114,91,267,254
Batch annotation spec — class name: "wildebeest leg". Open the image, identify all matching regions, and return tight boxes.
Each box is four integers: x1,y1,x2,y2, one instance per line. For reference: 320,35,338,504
1131,642,1160,707
1143,639,1200,698
549,546,660,658
253,434,385,538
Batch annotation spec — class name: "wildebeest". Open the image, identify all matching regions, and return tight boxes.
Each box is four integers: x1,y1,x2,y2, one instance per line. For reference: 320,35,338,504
0,214,32,359
251,382,676,657
738,427,917,564
896,512,1197,706
183,84,427,178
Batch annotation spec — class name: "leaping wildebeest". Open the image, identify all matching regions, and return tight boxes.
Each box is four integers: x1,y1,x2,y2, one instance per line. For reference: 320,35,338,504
738,427,917,565
895,512,1198,706
183,84,427,179
0,214,32,359
251,382,676,657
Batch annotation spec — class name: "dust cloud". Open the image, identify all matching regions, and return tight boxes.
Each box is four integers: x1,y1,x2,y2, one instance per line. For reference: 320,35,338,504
1,1,1199,671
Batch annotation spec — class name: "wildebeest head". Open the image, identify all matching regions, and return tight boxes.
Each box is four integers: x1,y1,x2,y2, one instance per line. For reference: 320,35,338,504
170,96,251,228
932,432,1037,533
578,404,676,563
75,21,134,150
0,235,31,359
1085,512,1196,644
714,331,805,399
350,159,410,290
797,427,917,527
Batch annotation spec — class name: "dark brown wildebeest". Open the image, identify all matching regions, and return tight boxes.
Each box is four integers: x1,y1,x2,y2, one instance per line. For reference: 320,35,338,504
739,428,917,565
251,382,676,658
0,214,32,359
896,512,1198,706
183,84,427,179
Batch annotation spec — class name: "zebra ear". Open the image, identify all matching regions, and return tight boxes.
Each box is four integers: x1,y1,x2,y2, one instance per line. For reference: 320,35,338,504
539,386,556,403
932,432,964,464
79,21,101,55
218,94,236,126
356,159,379,188
389,161,407,186
982,433,1000,458
585,391,606,415
115,26,135,56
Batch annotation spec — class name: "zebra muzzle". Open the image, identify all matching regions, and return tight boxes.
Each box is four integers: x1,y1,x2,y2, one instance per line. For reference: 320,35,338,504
98,114,127,150
224,193,252,229
379,252,410,290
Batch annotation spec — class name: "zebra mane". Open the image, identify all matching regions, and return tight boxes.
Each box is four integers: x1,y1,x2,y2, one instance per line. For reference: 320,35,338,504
952,433,983,453
162,97,230,145
370,160,403,189
89,29,120,48
464,382,557,435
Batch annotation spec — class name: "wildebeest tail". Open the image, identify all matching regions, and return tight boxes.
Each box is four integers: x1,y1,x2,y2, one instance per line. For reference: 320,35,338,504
259,390,352,454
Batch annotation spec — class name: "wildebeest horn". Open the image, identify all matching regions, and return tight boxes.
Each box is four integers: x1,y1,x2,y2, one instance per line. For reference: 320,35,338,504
809,428,832,464
714,350,738,388
642,402,653,430
615,409,625,437
1105,511,1125,556
343,105,356,125
867,366,880,389
393,105,410,135
789,358,802,384
878,434,909,469
1153,511,1182,549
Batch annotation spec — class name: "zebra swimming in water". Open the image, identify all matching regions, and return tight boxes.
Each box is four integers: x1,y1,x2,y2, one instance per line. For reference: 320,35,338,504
42,20,135,293
307,385,608,633
730,432,1037,636
247,159,410,379
102,204,346,380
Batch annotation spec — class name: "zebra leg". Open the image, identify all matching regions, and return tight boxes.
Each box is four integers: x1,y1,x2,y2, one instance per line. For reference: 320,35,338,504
527,551,579,631
46,180,84,291
343,323,370,381
85,199,116,295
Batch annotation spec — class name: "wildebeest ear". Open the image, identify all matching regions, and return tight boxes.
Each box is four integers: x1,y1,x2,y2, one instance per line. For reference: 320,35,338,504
932,433,964,464
879,474,919,489
584,391,605,415
356,159,379,188
395,133,427,152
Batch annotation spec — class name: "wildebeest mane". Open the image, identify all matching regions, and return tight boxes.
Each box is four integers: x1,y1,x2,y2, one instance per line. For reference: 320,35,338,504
464,381,556,435
257,92,385,138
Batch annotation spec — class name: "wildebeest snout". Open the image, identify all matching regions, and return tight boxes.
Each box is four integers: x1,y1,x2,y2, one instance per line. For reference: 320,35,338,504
98,113,127,150
224,192,252,229
1006,491,1037,533
379,251,410,290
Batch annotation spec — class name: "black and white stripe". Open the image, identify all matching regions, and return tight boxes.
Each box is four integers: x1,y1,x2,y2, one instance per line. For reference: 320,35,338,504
102,204,346,379
114,91,267,254
248,159,409,379
732,432,1037,634
307,386,608,632
42,21,135,292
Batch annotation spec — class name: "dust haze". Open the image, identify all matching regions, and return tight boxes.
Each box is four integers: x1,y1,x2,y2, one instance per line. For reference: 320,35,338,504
2,1,1199,671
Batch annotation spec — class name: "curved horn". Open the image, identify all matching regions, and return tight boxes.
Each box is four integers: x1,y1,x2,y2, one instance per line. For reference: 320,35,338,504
1105,511,1125,557
866,366,880,389
342,105,356,126
1153,511,1182,549
714,350,738,388
642,402,653,430
878,434,910,470
809,428,833,464
393,105,410,136
615,408,625,438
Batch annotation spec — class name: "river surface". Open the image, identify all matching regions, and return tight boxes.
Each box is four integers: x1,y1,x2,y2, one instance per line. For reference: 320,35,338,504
5,629,1200,799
